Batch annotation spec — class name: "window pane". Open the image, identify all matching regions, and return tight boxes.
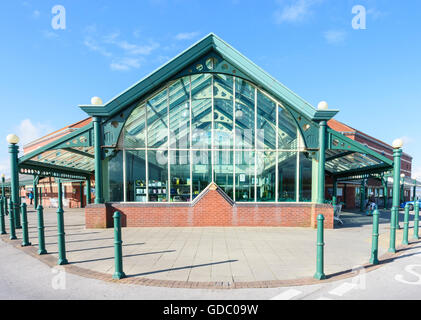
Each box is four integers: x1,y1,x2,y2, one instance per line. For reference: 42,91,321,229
214,150,233,199
108,151,123,202
191,74,212,149
214,74,233,149
170,150,191,202
147,89,168,148
256,151,276,201
192,149,211,199
278,152,297,202
278,105,298,149
235,78,255,149
148,150,169,202
169,77,190,149
126,150,146,202
235,150,255,202
257,92,276,150
124,103,146,148
299,152,312,202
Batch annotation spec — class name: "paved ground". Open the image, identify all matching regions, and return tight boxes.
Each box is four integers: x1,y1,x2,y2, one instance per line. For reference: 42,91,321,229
1,233,420,300
1,206,417,286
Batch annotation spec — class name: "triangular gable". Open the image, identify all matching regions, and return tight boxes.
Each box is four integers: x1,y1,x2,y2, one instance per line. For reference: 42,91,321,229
79,33,338,122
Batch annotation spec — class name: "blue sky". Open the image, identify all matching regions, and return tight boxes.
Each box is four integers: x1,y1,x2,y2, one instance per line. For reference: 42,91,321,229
0,0,420,178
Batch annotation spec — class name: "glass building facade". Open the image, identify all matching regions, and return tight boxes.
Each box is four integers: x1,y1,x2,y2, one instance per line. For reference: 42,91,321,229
108,73,313,203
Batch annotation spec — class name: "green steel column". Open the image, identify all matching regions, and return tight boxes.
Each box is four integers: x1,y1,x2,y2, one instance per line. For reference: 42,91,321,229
389,148,402,253
20,203,31,246
80,181,84,208
333,178,337,198
402,204,410,246
413,180,417,202
384,185,388,210
0,197,6,235
413,201,419,241
93,117,104,204
332,196,337,206
360,180,366,212
370,209,380,265
39,187,42,206
56,179,68,265
314,214,326,280
1,176,5,216
37,205,47,255
86,178,91,204
9,143,21,229
112,211,126,279
33,177,38,209
317,121,327,204
8,198,16,240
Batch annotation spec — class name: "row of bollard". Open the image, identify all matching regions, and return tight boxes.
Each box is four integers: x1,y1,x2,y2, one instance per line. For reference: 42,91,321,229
314,202,421,280
0,197,126,280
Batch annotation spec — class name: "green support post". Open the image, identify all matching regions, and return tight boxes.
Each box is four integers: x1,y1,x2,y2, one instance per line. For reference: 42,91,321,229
413,201,419,241
333,178,337,198
332,196,337,206
80,181,84,208
413,180,417,202
87,178,91,204
33,177,38,209
112,211,126,280
93,117,104,204
20,203,31,247
56,179,68,265
8,198,16,240
9,143,21,229
317,121,327,204
4,197,8,216
314,214,326,280
389,147,402,253
402,204,410,246
370,209,380,265
0,197,6,235
39,187,42,206
360,180,366,212
384,186,388,210
37,205,47,255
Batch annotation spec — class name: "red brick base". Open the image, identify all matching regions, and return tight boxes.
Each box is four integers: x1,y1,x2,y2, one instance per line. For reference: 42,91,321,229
85,186,334,229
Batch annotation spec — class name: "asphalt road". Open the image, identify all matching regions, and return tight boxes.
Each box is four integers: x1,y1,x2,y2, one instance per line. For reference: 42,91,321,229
1,239,420,300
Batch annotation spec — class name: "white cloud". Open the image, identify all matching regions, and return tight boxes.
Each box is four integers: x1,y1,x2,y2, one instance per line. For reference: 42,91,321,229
274,0,320,24
43,30,59,39
15,119,54,147
32,10,40,19
174,32,200,41
110,58,142,71
324,30,346,44
398,136,414,146
103,32,160,55
84,37,113,57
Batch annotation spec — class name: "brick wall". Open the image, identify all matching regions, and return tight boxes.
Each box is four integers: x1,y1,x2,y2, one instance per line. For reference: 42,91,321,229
85,186,334,229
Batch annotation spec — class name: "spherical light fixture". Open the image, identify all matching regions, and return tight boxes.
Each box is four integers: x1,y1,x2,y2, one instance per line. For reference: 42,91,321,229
401,173,405,179
392,138,404,149
235,109,244,119
317,101,329,110
91,96,103,105
6,134,20,145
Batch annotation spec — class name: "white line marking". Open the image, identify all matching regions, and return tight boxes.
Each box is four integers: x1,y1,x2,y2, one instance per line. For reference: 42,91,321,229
270,289,302,300
328,282,357,297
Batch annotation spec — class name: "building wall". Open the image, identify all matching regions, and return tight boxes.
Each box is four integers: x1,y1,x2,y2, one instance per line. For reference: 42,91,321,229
85,186,334,229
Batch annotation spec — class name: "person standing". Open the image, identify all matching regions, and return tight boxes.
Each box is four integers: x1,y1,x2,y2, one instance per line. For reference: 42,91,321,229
28,191,34,205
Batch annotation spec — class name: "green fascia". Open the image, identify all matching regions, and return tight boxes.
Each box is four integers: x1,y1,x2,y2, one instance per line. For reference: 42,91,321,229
18,123,94,165
19,160,91,178
327,128,394,167
333,164,392,179
79,33,339,123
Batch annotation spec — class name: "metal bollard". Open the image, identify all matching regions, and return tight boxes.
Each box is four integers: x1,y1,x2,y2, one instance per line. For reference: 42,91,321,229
402,204,410,246
389,207,397,253
37,205,47,255
56,207,68,265
0,197,6,235
112,211,126,280
314,214,326,280
413,202,419,241
370,210,380,265
8,199,16,240
20,203,31,247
